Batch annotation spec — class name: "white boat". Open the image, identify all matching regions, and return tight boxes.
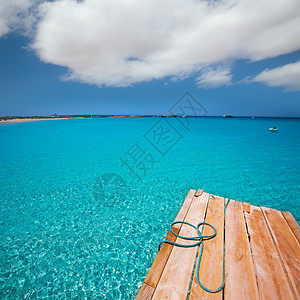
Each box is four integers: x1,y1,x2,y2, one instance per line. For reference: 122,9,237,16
269,127,278,132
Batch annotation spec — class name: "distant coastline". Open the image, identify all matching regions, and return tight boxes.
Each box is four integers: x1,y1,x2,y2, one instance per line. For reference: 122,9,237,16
0,115,299,125
0,116,87,125
0,114,181,124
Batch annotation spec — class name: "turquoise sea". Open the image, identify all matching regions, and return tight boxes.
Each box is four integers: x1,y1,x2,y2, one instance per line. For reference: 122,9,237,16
0,117,300,299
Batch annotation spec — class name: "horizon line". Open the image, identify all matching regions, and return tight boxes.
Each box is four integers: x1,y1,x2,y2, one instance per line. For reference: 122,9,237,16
1,115,300,119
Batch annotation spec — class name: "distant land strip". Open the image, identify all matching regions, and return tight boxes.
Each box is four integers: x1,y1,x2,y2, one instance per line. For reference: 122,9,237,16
1,115,299,124
0,115,182,124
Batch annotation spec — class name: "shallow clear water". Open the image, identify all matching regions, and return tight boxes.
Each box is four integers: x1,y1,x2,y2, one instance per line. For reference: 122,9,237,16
0,117,299,299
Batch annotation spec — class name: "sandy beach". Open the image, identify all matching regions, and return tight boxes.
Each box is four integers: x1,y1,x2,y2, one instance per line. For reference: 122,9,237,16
0,117,85,125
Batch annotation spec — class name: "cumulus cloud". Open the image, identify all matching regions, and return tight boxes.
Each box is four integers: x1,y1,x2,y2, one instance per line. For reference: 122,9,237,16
25,0,300,87
196,66,232,89
0,0,39,37
251,61,300,91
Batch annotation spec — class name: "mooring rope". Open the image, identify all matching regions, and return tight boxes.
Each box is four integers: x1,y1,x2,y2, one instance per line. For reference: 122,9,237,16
158,196,231,294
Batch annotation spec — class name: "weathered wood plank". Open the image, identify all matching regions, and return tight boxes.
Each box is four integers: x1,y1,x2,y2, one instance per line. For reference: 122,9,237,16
143,189,196,289
136,283,155,300
262,207,300,299
144,227,179,289
152,192,209,300
246,206,295,300
173,189,196,230
243,202,251,213
189,195,224,300
224,200,259,299
281,211,300,243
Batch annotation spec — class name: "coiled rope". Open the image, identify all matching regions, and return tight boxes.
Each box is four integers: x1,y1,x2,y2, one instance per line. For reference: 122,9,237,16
158,196,231,293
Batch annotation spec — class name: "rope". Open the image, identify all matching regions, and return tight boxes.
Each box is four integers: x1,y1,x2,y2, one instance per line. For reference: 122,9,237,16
158,196,231,294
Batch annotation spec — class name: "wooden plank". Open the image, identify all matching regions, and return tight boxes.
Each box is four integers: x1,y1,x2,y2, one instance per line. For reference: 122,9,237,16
224,200,259,299
136,283,155,300
262,207,300,299
281,211,300,243
152,192,209,300
246,206,295,300
243,202,251,213
173,189,196,229
144,227,179,288
189,195,224,300
143,189,196,289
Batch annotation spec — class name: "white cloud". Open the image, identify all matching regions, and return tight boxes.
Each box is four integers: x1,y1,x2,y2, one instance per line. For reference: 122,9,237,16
252,61,300,91
22,0,300,87
196,66,232,89
0,0,36,37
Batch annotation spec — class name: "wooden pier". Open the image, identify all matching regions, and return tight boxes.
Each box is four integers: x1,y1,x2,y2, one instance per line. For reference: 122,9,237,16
136,189,300,300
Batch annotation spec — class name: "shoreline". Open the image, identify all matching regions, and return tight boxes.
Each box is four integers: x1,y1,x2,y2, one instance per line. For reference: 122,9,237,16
0,115,178,125
1,115,299,125
0,117,86,125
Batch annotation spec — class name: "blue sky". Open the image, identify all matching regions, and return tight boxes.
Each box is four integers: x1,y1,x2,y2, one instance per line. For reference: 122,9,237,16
0,0,300,117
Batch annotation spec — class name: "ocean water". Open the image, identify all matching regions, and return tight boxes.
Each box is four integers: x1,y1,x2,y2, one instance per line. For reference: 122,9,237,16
0,117,299,299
